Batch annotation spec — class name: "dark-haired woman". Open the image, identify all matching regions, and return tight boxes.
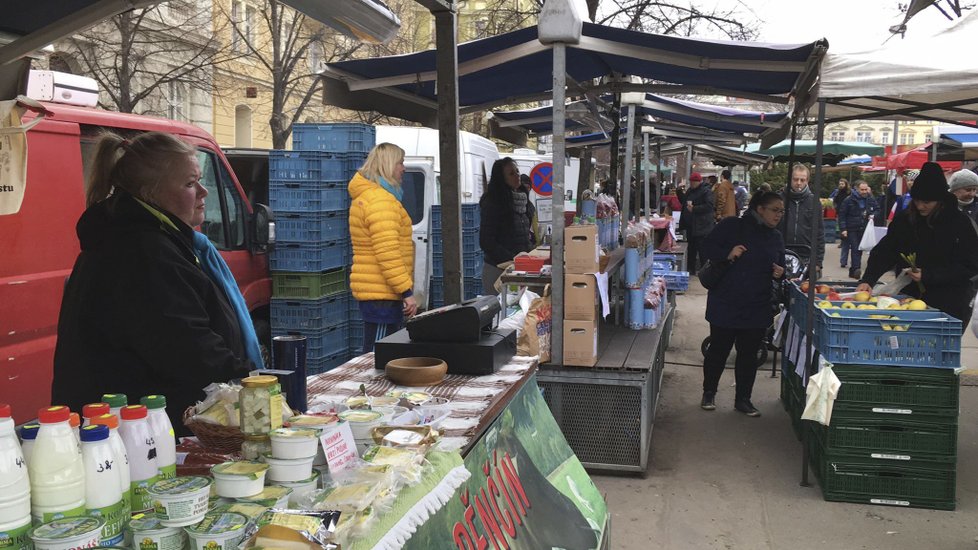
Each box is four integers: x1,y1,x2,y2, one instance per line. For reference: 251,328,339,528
857,162,978,330
53,132,259,434
479,158,534,294
699,191,786,416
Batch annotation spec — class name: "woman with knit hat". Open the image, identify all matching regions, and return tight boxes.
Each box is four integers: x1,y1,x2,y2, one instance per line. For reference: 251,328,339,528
857,162,978,329
948,168,978,223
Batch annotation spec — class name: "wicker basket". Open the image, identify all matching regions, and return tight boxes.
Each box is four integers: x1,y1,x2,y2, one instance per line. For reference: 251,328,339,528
182,406,244,453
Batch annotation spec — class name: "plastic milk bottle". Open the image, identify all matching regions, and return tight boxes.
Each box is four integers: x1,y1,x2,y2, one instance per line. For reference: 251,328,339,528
69,412,81,442
80,424,125,546
89,414,131,535
101,394,128,419
0,404,32,550
81,403,110,427
119,405,158,514
140,395,176,479
18,424,39,466
29,406,86,523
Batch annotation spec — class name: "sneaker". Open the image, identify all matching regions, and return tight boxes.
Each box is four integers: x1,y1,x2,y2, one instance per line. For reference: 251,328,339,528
701,392,716,411
735,399,761,417
850,268,862,280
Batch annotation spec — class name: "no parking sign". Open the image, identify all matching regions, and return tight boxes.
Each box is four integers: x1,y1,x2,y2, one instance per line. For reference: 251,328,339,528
529,162,553,196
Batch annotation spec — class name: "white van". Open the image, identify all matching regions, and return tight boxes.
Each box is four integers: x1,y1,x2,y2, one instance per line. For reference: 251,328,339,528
374,126,500,307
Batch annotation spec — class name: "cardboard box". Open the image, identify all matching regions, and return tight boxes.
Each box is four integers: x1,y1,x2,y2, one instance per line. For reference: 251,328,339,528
563,319,598,367
565,225,600,274
564,274,598,321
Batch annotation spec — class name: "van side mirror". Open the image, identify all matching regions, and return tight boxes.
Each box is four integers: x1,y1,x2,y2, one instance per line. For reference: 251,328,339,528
251,203,275,254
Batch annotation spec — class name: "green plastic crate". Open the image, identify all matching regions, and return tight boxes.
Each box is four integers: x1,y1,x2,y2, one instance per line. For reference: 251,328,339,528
813,410,957,463
832,364,959,415
272,269,347,299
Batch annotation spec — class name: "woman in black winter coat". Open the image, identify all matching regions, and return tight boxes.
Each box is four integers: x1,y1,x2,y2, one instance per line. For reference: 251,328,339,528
480,158,534,294
857,162,978,329
700,191,786,416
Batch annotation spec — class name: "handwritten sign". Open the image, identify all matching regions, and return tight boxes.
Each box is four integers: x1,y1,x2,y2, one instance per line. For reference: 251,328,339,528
319,421,358,472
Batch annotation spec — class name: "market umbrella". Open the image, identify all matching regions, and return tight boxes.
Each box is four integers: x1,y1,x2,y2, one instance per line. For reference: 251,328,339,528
745,140,884,165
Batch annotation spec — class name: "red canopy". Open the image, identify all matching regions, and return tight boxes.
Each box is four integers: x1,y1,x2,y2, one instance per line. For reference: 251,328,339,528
872,146,961,171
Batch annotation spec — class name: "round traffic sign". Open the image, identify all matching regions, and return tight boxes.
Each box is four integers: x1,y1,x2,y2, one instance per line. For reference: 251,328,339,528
530,162,553,196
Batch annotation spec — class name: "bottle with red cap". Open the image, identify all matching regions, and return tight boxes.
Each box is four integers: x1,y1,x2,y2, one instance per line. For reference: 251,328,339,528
0,404,32,550
28,405,86,523
81,403,110,427
119,405,158,514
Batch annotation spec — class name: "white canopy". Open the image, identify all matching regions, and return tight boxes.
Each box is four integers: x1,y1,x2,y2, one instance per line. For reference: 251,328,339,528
817,9,978,125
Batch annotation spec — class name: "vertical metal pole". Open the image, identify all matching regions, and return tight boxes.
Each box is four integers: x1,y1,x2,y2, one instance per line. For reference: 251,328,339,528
782,123,798,246
609,95,622,200
931,139,938,161
890,120,900,208
802,98,828,488
434,9,462,304
621,104,636,229
656,142,663,194
643,131,651,216
685,145,693,188
551,43,567,365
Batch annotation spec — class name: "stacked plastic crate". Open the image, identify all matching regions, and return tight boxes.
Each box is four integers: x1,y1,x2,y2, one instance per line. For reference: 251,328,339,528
783,284,962,510
268,123,374,373
428,204,482,308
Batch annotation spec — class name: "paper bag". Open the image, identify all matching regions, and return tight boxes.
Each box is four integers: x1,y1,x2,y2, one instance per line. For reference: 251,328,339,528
517,285,551,362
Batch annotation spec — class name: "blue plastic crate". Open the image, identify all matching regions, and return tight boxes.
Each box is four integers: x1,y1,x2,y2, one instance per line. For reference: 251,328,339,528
431,250,482,278
431,204,480,231
274,211,349,242
269,181,348,212
430,228,480,255
274,323,349,359
428,277,483,308
270,240,350,272
814,309,961,368
292,123,375,154
348,320,364,353
307,351,350,374
271,295,349,331
269,151,363,182
653,270,689,291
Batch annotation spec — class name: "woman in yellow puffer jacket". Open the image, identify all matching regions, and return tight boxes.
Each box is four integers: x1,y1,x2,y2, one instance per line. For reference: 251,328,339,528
348,143,416,353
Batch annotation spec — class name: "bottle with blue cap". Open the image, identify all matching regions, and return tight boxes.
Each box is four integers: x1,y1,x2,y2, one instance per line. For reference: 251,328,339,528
18,424,39,466
80,424,125,546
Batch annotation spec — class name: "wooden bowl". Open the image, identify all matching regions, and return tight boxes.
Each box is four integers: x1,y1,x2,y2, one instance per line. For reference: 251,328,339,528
385,357,448,387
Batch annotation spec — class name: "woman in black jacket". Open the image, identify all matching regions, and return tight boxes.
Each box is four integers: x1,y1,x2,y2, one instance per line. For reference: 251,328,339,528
479,158,533,294
700,191,786,416
53,132,257,435
857,162,978,329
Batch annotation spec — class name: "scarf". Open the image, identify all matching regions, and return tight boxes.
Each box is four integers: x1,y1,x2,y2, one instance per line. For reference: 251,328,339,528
379,176,404,202
192,231,265,369
787,186,810,201
511,190,531,250
959,198,975,208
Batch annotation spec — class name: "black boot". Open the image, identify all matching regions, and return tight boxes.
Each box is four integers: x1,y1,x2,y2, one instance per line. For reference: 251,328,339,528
735,399,761,417
701,392,716,411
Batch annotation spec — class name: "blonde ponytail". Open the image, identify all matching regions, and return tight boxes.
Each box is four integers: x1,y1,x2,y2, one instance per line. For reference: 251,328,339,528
85,131,197,208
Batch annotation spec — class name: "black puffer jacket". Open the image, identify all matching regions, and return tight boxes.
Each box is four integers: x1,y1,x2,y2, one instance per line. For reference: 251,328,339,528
680,184,715,238
861,204,978,323
479,192,533,266
53,191,252,435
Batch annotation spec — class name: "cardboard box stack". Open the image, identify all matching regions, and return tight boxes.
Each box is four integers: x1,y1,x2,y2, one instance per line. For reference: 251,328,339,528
563,224,600,367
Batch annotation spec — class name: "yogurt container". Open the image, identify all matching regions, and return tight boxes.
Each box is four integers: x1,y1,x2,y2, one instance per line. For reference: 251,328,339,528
368,396,399,408
286,415,338,466
271,470,320,506
338,410,384,440
29,516,104,550
261,455,314,483
236,486,292,509
184,512,248,550
210,462,269,499
0,516,33,550
269,428,321,459
129,515,187,550
384,390,431,407
147,476,212,527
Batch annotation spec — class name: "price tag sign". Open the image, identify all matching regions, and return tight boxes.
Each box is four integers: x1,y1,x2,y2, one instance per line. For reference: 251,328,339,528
319,421,358,472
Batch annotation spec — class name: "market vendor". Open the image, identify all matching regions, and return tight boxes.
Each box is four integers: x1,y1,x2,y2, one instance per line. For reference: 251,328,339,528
857,162,978,330
480,158,534,294
52,132,260,435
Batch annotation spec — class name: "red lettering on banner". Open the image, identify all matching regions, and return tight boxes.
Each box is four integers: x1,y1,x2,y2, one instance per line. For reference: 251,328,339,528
453,523,475,550
500,453,531,512
487,476,517,537
452,451,535,547
475,487,508,550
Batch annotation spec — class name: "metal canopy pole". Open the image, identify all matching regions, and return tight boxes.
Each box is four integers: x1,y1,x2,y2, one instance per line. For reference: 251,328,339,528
643,132,651,216
433,8,462,304
802,98,828,488
656,142,663,190
620,104,637,229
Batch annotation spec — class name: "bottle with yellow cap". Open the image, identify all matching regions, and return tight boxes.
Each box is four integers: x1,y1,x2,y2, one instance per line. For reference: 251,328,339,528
28,406,86,523
239,375,283,435
140,395,176,479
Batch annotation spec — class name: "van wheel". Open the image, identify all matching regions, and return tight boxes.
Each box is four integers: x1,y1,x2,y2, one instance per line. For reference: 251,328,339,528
252,318,271,368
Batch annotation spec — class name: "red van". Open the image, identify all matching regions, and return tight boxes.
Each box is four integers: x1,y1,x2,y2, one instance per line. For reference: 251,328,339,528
0,102,273,424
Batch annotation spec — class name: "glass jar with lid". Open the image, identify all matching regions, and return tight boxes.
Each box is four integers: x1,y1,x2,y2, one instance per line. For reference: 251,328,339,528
241,435,272,460
239,375,283,435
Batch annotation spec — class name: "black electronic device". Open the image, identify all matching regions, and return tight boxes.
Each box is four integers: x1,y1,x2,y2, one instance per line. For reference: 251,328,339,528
405,295,500,343
374,327,516,375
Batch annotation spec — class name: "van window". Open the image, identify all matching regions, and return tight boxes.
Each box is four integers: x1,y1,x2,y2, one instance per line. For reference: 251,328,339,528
401,170,425,225
197,150,244,250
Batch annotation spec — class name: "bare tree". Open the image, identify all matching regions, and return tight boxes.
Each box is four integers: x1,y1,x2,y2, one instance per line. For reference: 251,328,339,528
595,1,759,39
61,3,230,115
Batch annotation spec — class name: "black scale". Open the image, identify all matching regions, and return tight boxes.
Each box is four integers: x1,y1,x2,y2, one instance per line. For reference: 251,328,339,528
374,296,516,375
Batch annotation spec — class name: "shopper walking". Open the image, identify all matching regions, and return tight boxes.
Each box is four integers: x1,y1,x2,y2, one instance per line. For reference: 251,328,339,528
679,172,715,273
348,142,417,352
700,191,786,416
777,164,824,274
838,180,879,279
949,169,978,223
480,158,534,294
857,163,978,329
714,169,737,221
830,179,850,212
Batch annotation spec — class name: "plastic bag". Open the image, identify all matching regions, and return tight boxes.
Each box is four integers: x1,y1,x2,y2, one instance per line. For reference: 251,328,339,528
516,285,552,362
872,271,913,297
191,383,241,426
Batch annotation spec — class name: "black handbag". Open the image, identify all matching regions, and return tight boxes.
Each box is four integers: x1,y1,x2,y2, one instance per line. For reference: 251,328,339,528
698,259,731,290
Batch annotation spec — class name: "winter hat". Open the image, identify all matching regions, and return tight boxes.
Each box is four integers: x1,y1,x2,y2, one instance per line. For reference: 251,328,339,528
948,169,978,192
690,172,703,182
909,162,950,201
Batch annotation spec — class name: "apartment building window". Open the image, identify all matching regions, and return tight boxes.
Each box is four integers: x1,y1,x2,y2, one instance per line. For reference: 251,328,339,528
829,131,845,141
232,1,256,52
167,81,188,121
900,132,915,145
880,132,889,144
855,131,872,142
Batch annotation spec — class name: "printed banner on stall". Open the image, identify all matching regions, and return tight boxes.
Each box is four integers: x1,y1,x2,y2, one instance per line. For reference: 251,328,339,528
405,376,608,549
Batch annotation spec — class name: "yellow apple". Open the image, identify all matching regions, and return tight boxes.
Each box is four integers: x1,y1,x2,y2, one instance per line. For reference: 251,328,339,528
854,291,871,302
881,324,892,331
908,300,927,311
892,325,908,331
